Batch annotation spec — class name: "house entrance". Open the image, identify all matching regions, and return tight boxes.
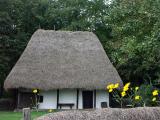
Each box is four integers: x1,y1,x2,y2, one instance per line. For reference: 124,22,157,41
82,91,93,109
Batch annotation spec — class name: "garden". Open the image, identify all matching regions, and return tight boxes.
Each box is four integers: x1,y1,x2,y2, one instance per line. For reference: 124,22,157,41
107,82,160,108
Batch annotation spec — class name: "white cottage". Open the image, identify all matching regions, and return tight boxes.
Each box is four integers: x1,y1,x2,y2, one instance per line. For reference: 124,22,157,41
4,29,122,109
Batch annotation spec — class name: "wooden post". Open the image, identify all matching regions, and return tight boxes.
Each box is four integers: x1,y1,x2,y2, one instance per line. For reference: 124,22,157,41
76,89,79,109
57,89,59,109
94,90,96,108
23,108,31,120
17,91,20,109
54,25,55,31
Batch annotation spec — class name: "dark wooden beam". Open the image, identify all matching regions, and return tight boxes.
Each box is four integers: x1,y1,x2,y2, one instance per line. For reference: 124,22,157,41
94,90,96,108
0,83,3,98
76,89,79,109
17,90,20,109
57,89,59,109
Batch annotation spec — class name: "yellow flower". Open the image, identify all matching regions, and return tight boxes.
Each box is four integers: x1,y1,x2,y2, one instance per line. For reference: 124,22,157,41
33,89,38,94
135,95,141,100
152,97,156,102
114,83,119,89
152,90,158,96
106,84,110,89
123,86,129,92
109,89,113,93
135,87,139,91
48,109,53,112
107,84,114,90
122,82,130,92
110,84,114,89
124,82,130,88
121,91,126,97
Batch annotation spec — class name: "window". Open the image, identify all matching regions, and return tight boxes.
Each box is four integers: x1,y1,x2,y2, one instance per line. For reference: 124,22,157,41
38,95,43,103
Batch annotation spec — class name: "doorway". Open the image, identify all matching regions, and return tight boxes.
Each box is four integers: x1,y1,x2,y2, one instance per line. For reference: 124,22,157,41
82,91,93,109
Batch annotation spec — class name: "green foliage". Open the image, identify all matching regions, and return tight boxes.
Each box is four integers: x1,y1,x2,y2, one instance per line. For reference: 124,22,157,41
105,0,160,84
137,84,154,106
108,82,159,107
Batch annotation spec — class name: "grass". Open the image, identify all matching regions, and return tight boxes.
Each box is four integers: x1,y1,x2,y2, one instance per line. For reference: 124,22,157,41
0,111,49,120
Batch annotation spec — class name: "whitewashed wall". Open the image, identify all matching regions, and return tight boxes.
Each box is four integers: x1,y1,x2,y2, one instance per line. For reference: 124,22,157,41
96,90,109,108
59,89,77,109
38,89,109,109
38,90,57,109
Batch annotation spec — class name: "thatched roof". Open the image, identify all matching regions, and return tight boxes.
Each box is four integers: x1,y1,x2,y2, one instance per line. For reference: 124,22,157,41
36,107,160,120
4,29,122,90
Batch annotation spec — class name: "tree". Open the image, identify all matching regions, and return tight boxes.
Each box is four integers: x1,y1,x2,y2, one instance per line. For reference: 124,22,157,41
104,0,160,84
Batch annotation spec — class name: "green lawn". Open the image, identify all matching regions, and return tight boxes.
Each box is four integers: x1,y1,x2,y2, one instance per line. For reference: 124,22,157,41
0,111,49,120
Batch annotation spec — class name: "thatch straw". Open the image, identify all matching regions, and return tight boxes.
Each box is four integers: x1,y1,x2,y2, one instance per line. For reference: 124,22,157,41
36,107,160,120
4,29,122,90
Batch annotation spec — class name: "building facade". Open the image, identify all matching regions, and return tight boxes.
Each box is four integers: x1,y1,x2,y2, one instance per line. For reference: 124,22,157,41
4,30,122,109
